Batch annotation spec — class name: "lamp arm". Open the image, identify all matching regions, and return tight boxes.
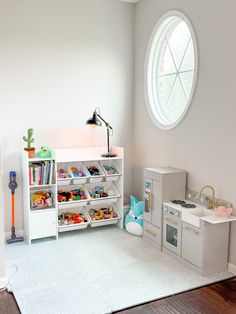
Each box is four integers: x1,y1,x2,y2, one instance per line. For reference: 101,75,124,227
96,114,113,130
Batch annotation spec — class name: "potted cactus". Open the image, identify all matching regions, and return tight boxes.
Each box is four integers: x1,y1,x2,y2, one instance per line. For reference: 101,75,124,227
23,128,35,158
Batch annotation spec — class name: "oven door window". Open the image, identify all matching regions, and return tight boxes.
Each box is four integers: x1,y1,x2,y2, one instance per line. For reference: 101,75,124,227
166,224,178,247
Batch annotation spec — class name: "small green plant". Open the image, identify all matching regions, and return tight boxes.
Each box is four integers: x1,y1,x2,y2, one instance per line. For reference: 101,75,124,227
23,128,34,149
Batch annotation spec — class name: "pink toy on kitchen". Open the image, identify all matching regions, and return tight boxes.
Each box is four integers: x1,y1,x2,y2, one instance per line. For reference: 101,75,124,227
214,206,233,218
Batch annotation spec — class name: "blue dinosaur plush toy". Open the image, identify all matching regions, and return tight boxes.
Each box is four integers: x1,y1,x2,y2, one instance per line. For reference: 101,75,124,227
125,195,144,236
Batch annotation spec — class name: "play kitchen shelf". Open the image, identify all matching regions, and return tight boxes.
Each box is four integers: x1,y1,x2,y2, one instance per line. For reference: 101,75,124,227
22,147,124,242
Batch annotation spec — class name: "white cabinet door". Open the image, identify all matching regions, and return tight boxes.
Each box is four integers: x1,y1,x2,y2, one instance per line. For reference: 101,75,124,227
151,180,162,228
30,210,57,240
182,222,202,268
143,177,152,223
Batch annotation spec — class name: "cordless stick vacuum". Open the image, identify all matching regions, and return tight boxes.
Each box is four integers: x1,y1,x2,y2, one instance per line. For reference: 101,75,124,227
7,171,24,244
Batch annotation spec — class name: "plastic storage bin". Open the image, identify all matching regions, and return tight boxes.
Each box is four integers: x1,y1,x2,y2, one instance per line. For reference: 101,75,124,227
100,160,121,182
68,162,89,185
85,182,120,205
57,185,90,209
57,163,72,186
30,190,55,211
58,206,90,232
83,161,105,183
85,204,121,227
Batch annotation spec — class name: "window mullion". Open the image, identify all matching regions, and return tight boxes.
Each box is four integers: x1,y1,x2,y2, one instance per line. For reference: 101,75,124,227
163,74,178,112
177,37,191,72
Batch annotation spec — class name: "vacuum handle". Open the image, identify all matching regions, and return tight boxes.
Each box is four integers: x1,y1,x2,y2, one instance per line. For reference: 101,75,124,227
11,192,15,228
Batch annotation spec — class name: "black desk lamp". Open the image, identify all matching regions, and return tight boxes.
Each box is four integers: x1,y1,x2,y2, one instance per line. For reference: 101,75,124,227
86,107,117,157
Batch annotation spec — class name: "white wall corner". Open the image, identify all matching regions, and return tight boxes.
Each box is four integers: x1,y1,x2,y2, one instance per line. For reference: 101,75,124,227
228,263,236,274
0,277,8,290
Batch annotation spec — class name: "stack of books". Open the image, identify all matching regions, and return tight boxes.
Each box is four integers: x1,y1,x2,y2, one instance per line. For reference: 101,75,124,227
29,161,55,186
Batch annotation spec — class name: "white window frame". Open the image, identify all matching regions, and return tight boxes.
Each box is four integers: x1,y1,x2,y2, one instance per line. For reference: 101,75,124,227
144,10,199,130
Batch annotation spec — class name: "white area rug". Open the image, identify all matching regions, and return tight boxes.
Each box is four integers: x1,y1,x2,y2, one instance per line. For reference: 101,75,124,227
6,226,233,314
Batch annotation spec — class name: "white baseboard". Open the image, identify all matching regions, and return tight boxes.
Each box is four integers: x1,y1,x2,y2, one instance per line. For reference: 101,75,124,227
5,229,25,242
0,276,8,289
228,263,236,274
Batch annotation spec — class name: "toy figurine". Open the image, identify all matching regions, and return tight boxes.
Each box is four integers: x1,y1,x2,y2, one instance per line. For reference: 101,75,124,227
37,145,52,158
125,195,144,236
23,128,35,158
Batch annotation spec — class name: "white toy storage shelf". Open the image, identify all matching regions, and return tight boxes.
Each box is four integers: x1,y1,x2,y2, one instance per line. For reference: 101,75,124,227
22,146,124,243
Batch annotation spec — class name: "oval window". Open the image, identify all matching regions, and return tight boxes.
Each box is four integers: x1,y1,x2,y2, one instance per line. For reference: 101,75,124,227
145,11,198,129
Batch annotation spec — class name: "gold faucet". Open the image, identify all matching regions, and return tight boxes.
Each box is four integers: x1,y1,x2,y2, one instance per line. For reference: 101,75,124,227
197,185,216,209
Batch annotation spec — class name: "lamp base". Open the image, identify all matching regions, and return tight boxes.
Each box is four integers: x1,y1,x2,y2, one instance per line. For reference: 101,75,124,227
101,152,117,158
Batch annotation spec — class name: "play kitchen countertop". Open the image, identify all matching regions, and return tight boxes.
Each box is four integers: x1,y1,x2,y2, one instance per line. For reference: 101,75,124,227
163,201,236,228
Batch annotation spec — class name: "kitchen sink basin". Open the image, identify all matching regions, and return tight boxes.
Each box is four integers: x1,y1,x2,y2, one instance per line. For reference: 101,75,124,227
181,207,215,228
186,207,215,217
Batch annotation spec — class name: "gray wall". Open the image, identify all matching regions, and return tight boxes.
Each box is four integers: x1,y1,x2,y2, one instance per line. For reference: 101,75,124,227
134,0,236,264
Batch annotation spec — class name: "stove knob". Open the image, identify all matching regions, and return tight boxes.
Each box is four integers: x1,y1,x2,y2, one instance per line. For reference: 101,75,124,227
175,211,180,217
164,206,169,212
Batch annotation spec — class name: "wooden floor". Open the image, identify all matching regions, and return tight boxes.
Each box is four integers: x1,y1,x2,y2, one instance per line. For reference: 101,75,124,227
0,278,235,314
115,277,236,314
0,290,20,314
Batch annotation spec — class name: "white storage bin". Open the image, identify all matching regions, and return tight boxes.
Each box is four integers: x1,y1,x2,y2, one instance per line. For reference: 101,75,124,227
57,185,90,209
85,204,120,227
58,207,90,232
85,182,120,205
100,160,121,182
57,163,72,186
83,161,105,183
67,162,89,185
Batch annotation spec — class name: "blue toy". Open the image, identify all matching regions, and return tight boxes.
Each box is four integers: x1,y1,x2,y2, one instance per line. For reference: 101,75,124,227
125,195,144,236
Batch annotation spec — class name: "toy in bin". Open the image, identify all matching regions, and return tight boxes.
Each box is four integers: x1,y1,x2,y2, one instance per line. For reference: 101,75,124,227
125,195,144,236
87,165,100,176
31,191,53,210
103,165,118,175
88,206,118,221
58,211,88,226
57,188,87,202
89,185,115,198
70,167,84,177
57,168,71,179
91,185,108,198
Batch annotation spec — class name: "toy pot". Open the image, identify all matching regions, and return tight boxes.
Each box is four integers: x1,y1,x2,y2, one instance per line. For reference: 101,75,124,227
24,148,35,158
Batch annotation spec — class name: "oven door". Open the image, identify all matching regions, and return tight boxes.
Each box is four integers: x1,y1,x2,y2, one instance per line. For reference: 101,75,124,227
163,213,182,256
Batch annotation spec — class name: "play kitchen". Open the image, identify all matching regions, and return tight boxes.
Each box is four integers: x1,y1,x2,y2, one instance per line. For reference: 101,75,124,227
143,168,236,276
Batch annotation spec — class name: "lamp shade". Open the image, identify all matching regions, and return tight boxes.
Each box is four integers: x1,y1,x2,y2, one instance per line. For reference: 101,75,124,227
86,112,102,127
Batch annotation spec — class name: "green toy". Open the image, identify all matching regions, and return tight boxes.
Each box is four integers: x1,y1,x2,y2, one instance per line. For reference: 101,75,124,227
37,145,52,158
23,128,34,149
